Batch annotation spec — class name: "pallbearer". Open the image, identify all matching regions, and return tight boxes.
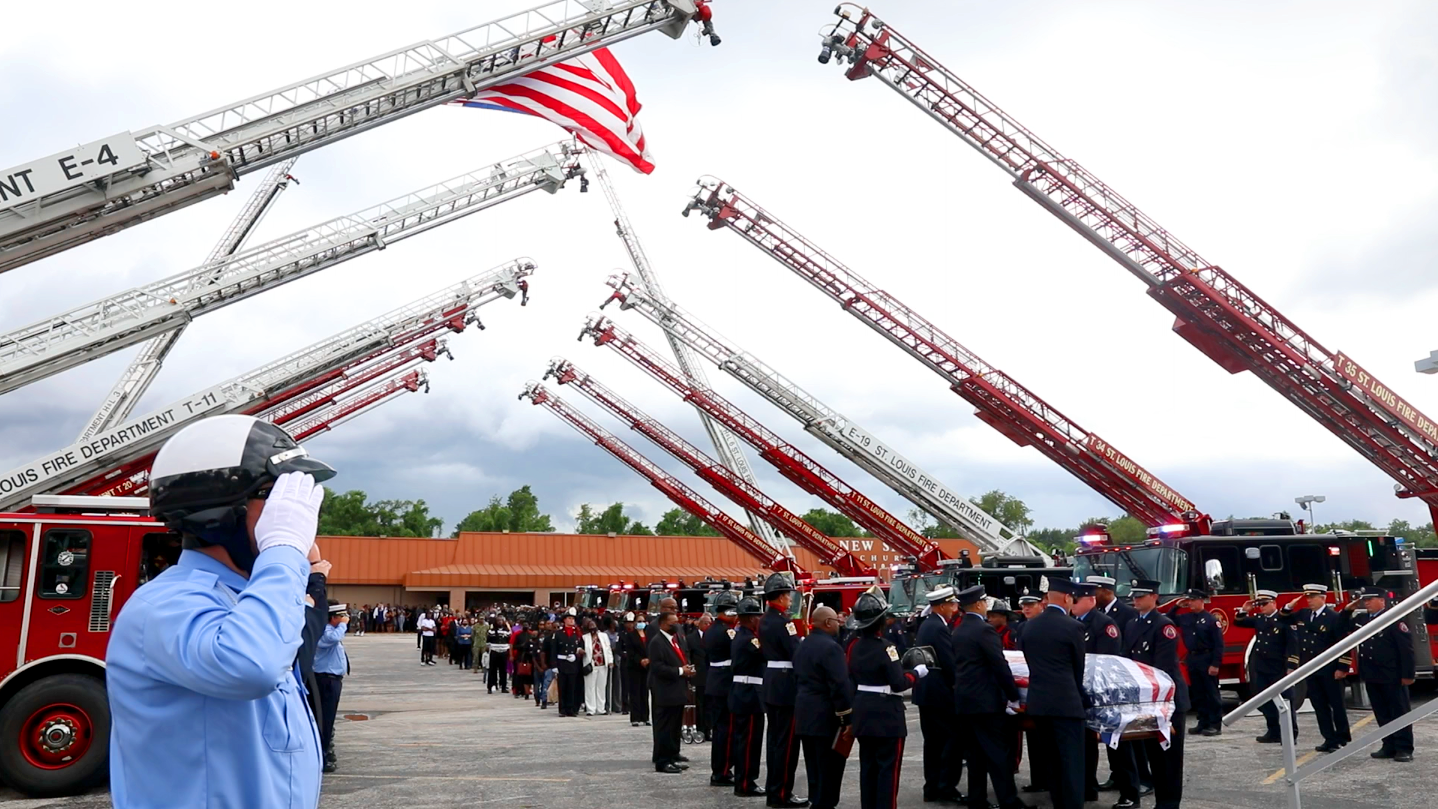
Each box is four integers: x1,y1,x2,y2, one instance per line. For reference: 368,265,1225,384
848,587,928,809
1020,577,1088,809
1122,580,1189,809
951,585,1026,809
760,572,808,807
706,591,741,786
730,597,768,797
914,586,962,803
794,606,854,809
1071,582,1123,803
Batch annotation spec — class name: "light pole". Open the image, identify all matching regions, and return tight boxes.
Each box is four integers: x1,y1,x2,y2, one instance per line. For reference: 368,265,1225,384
1295,495,1325,528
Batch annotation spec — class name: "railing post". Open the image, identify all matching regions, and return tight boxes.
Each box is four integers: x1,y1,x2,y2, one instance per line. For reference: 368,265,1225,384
1275,696,1302,809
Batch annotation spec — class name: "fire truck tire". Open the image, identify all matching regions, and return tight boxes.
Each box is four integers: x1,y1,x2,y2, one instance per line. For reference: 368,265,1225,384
0,674,109,797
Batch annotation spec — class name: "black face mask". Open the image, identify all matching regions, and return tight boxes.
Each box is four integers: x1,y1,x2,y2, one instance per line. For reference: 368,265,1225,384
180,504,257,574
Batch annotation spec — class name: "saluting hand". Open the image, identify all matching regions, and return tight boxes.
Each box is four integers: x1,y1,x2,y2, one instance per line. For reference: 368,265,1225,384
1286,596,1303,611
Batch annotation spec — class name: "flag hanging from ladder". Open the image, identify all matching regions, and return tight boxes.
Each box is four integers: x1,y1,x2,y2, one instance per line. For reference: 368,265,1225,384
451,47,655,174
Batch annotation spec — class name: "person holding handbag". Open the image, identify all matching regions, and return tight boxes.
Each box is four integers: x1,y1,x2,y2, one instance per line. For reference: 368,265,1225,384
513,625,535,699
583,618,614,716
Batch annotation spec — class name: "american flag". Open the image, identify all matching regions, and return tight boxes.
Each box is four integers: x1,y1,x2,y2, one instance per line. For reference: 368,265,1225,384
452,47,654,174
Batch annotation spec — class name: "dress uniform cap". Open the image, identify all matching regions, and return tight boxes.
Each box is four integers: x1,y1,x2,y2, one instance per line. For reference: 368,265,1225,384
1184,588,1208,601
1301,583,1329,595
762,571,796,598
1086,575,1117,588
851,587,891,629
1129,579,1161,596
1046,577,1077,596
957,585,986,605
736,597,764,616
1016,593,1042,606
623,612,636,622
329,603,347,614
1072,582,1096,598
925,585,959,604
1254,590,1278,601
1358,585,1387,599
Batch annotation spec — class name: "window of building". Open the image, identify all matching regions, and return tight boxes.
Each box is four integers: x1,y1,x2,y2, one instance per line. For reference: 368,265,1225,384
0,530,23,604
39,529,90,600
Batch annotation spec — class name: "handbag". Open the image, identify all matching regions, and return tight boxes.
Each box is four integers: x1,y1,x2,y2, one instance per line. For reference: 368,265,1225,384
582,663,594,676
517,661,533,676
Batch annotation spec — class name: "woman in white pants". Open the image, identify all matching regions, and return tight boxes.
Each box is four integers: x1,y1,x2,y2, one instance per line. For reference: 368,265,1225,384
582,618,614,716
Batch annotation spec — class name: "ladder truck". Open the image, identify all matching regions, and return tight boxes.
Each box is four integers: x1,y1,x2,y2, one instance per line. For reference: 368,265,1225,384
579,315,950,575
0,260,532,512
543,357,884,592
600,273,1035,556
0,0,718,273
586,153,785,555
0,142,576,395
685,179,1206,533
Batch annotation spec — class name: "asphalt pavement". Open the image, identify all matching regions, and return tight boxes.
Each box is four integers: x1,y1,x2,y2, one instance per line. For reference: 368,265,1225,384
3,634,1433,808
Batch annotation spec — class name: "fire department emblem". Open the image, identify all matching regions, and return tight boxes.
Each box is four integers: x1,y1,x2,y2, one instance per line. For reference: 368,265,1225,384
54,582,69,595
57,550,74,566
727,628,736,639
47,606,69,615
1105,624,1119,639
1399,622,1410,633
1162,624,1177,640
1210,608,1230,634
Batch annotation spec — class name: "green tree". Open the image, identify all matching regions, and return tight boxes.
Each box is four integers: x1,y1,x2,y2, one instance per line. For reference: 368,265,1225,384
802,509,865,538
1027,527,1074,554
654,508,720,536
452,485,555,536
1312,519,1376,534
1388,519,1438,548
1107,515,1148,545
318,490,378,536
576,502,651,535
317,491,442,537
906,508,962,539
970,490,1034,535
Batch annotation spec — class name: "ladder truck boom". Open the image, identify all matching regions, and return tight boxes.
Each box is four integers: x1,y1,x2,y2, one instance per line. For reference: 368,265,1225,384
259,338,448,428
0,143,569,395
686,178,1202,530
588,154,783,553
545,358,872,577
822,5,1438,526
601,273,1035,556
580,315,947,570
518,381,800,575
0,260,530,510
78,159,302,442
0,0,716,273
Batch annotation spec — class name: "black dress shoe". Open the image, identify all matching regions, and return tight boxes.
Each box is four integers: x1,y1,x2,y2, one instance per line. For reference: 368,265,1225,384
655,763,684,774
710,775,737,786
1112,800,1140,809
1395,752,1413,762
1255,735,1280,744
766,798,810,808
1201,727,1222,737
1316,742,1341,753
1138,784,1154,797
1096,778,1116,791
322,761,337,774
1021,784,1047,794
1189,725,1207,734
735,787,767,797
676,755,690,763
1371,749,1395,759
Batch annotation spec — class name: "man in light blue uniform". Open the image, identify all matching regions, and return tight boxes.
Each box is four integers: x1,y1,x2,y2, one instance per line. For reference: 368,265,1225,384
107,415,334,809
315,601,351,772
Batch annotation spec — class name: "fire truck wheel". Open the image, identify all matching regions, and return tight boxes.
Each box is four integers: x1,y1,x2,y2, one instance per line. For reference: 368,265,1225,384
0,674,109,797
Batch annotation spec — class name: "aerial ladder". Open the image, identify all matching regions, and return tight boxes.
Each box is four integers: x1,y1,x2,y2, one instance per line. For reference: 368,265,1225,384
0,260,532,511
686,179,1204,530
580,315,949,570
288,369,428,442
0,143,573,395
518,381,799,575
545,357,875,578
586,153,784,553
601,273,1037,556
0,0,718,273
77,158,302,442
820,5,1438,527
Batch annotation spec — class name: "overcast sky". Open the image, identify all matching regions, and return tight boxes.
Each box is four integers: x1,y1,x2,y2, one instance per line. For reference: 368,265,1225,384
2,0,1435,537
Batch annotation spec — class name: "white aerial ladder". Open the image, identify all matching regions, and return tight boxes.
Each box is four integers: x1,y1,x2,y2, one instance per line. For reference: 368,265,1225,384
0,260,532,511
601,275,1039,557
0,0,717,273
0,142,575,395
586,155,784,552
77,159,302,442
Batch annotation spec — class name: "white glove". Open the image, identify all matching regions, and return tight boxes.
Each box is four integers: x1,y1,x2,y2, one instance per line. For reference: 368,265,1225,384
1005,700,1021,716
911,664,930,679
254,472,326,557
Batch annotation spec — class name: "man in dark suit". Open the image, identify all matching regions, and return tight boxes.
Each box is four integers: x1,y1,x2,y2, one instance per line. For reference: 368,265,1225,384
914,585,962,803
1279,584,1352,752
1072,582,1122,802
1346,586,1416,762
1123,579,1190,809
759,572,807,808
951,586,1026,809
647,611,695,773
794,606,854,809
620,613,651,726
1022,578,1088,809
731,598,768,797
705,592,741,786
1167,589,1226,736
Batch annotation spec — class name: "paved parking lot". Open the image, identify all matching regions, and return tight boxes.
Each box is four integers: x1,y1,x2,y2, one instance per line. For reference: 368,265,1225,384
3,634,1434,807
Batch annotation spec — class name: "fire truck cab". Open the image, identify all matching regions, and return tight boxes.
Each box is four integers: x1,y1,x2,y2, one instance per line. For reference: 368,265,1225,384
0,496,177,797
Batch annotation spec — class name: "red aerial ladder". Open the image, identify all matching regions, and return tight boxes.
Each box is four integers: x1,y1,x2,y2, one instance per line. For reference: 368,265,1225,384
518,381,798,575
544,358,877,578
579,315,948,570
686,179,1204,531
819,5,1438,528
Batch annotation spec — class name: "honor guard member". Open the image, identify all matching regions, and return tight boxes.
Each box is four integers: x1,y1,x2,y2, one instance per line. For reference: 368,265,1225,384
1010,592,1045,795
705,592,741,786
1344,587,1415,762
1123,580,1189,809
760,572,808,808
1088,576,1138,631
1021,578,1089,809
731,597,769,797
1168,589,1225,736
794,606,855,809
314,600,351,773
1072,582,1122,802
950,586,1027,809
1279,584,1352,752
553,611,584,717
1233,590,1299,743
107,416,333,809
487,620,512,694
914,586,963,803
849,587,928,809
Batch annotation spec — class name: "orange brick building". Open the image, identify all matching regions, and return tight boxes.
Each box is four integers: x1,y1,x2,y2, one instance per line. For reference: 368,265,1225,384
320,531,977,609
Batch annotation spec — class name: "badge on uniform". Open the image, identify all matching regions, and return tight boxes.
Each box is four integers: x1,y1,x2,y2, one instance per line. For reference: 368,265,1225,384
785,621,797,636
886,646,899,662
752,638,761,648
1399,622,1410,633
1106,624,1119,638
1162,625,1177,640
728,628,737,639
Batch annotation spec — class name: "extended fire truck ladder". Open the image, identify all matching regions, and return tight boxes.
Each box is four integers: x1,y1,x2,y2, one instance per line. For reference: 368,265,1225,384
546,358,873,577
587,155,783,552
580,315,947,570
821,5,1438,527
600,274,1036,556
687,179,1202,530
0,0,716,273
0,261,531,511
519,381,799,574
0,142,576,395
77,159,302,442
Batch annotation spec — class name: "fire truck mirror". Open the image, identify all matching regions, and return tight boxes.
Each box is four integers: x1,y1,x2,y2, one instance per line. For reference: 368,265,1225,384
1204,559,1225,593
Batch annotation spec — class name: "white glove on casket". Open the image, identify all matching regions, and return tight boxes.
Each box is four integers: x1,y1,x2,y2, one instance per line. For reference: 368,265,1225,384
254,472,326,558
911,664,929,679
1005,700,1021,716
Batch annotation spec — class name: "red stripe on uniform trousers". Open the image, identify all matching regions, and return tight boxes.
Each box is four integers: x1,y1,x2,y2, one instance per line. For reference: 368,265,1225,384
891,737,905,809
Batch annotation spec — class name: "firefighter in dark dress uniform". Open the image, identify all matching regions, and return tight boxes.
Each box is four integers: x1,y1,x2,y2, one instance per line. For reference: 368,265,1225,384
1021,577,1089,809
794,606,854,809
1279,583,1352,752
1232,590,1298,743
759,572,808,808
706,592,741,786
1073,582,1122,802
914,586,963,803
1122,579,1189,809
553,611,584,717
849,587,927,809
1088,575,1149,798
1345,586,1416,762
950,585,1026,809
730,597,769,797
1167,589,1226,736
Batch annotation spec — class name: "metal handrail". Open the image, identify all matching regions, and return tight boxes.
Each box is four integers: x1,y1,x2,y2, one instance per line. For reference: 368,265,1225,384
1224,576,1438,725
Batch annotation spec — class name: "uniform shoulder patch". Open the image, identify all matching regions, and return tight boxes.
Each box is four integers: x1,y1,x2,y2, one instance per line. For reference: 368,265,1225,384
886,645,899,662
1162,624,1178,640
1106,624,1119,638
728,628,737,639
751,637,761,648
785,621,798,636
1399,622,1410,633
